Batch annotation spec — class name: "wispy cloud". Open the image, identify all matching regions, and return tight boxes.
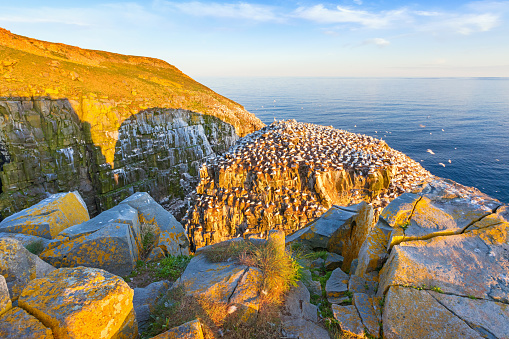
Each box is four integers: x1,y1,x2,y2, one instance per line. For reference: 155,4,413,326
292,2,504,35
157,1,279,22
293,5,411,29
363,38,390,47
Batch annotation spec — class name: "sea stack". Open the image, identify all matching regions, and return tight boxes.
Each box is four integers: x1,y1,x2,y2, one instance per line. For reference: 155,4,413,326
184,119,432,249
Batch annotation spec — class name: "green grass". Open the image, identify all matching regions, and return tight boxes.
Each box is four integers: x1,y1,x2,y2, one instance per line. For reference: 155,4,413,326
431,286,443,293
123,254,192,285
144,239,301,338
24,240,44,255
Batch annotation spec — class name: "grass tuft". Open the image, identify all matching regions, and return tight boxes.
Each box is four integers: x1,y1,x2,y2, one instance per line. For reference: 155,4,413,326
24,240,44,255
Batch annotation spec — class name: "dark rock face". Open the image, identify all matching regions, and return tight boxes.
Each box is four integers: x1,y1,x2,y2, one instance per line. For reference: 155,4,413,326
0,98,238,219
185,120,432,249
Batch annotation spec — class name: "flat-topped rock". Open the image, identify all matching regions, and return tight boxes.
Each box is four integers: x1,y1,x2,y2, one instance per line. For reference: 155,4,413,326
331,304,365,338
379,223,509,302
325,267,349,304
150,319,204,339
40,222,138,277
18,266,137,339
383,286,482,339
0,307,54,339
0,191,89,239
175,252,247,304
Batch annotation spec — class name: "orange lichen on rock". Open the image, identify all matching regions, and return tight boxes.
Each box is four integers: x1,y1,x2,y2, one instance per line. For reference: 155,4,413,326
0,307,54,339
0,192,89,239
150,319,204,339
18,266,136,339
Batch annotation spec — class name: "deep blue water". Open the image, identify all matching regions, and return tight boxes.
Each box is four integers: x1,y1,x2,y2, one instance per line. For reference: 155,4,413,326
197,77,509,204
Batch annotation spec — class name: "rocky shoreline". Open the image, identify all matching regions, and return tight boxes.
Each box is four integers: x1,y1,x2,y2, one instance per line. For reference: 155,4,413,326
0,118,507,338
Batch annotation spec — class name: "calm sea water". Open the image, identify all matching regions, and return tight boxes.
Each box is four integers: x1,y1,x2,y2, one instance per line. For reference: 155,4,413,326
197,77,509,204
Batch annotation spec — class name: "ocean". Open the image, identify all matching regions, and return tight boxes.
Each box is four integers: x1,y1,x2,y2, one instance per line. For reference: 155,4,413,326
197,77,509,204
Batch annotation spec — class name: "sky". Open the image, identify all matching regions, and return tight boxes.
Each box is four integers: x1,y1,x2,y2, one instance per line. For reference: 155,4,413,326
1,0,509,77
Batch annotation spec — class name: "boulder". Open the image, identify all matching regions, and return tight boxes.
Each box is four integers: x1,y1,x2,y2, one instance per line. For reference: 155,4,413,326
0,307,54,339
0,233,53,253
382,286,481,339
40,222,138,277
18,266,137,339
388,195,493,249
150,319,204,339
324,252,343,271
0,191,89,239
428,290,509,339
146,247,166,262
379,193,421,227
281,281,330,339
336,202,374,270
299,269,321,296
176,253,247,304
0,275,11,317
331,304,364,338
348,275,377,296
325,268,349,304
285,206,357,250
57,204,140,248
355,218,393,278
133,280,171,333
229,267,262,322
120,192,189,256
353,292,379,338
0,238,56,300
378,223,509,301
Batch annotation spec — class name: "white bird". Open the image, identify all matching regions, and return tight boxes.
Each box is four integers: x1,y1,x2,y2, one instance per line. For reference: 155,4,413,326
438,163,446,167
427,149,435,155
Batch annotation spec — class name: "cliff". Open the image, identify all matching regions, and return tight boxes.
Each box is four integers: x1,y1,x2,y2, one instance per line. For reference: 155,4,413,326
184,120,432,248
0,28,264,217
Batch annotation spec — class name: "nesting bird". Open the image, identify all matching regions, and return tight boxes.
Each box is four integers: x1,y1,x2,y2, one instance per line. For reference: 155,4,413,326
184,119,432,248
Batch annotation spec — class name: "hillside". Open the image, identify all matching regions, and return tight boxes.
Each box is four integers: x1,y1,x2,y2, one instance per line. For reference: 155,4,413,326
0,27,263,217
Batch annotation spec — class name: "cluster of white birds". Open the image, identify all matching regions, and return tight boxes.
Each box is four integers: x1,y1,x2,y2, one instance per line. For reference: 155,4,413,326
185,120,433,246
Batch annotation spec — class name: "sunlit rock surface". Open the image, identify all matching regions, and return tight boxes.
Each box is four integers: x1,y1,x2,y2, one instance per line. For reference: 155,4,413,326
0,27,263,219
185,120,432,248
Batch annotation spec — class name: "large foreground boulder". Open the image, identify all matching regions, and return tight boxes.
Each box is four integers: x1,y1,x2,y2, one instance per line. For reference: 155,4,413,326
0,192,89,239
0,238,55,300
39,192,188,276
18,266,137,339
120,192,190,256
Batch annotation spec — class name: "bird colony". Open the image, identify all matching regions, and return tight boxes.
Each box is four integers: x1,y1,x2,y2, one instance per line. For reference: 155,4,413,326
184,120,432,248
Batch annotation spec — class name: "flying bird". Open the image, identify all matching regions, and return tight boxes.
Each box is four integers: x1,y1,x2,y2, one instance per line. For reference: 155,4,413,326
427,149,435,155
438,163,446,167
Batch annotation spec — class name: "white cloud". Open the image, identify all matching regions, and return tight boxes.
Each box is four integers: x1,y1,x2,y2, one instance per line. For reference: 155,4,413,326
292,2,504,35
157,1,279,21
363,38,390,47
293,5,411,29
353,0,363,5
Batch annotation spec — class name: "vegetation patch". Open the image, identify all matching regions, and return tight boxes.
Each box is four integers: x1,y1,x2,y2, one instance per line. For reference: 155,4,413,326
123,254,192,288
24,240,44,255
144,239,301,338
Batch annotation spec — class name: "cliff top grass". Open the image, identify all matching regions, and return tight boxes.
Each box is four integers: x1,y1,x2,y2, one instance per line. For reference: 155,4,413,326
0,27,264,138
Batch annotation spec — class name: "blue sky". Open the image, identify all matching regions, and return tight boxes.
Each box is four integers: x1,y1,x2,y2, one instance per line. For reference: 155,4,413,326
1,1,508,77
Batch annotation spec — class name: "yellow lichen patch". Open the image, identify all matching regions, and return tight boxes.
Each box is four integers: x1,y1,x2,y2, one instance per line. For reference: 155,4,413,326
469,223,509,246
110,309,138,339
355,225,391,277
380,194,420,227
150,319,204,339
0,275,12,317
0,192,89,239
0,307,54,339
18,266,135,339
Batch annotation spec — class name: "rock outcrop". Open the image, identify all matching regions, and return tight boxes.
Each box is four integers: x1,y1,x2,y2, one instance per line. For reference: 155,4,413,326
185,120,431,249
0,27,264,219
18,266,137,339
40,192,189,276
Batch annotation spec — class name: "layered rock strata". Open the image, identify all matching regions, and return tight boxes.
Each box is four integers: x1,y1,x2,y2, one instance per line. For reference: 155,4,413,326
0,99,239,218
185,120,432,248
0,27,264,218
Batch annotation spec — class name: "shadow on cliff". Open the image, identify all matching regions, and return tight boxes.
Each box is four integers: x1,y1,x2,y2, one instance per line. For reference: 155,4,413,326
0,96,238,220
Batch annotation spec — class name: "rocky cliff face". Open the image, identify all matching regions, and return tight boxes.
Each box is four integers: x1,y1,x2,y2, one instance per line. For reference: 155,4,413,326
0,27,263,218
184,120,432,249
0,98,238,218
